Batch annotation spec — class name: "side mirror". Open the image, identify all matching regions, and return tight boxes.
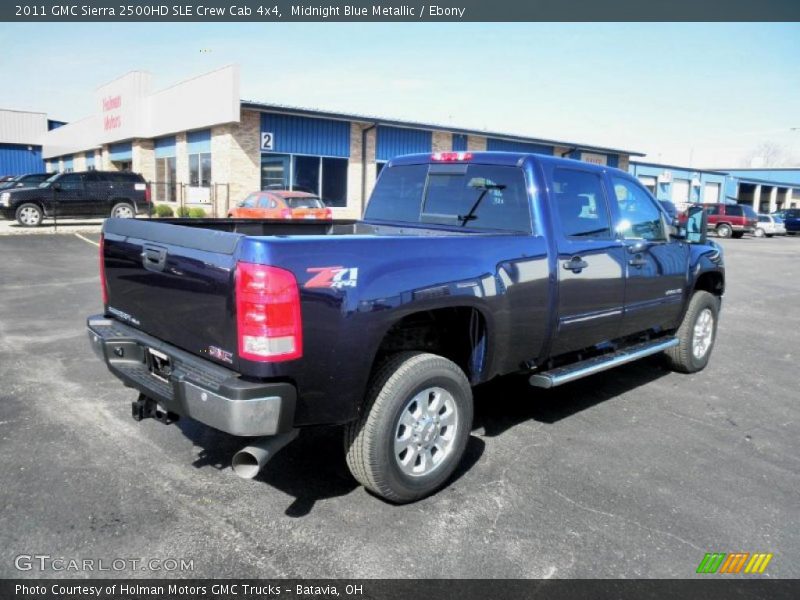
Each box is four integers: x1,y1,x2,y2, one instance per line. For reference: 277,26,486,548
669,218,685,239
52,182,62,192
685,206,707,244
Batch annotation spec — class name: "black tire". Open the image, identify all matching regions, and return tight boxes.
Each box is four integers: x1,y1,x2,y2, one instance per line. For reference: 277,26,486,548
731,231,744,239
716,223,732,238
15,203,43,227
766,234,774,238
344,352,473,503
110,202,135,219
664,290,719,373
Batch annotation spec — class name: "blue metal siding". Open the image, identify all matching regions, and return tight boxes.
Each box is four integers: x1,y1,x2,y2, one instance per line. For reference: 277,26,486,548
186,130,211,154
261,113,350,157
606,154,619,168
452,134,468,152
47,120,66,130
628,163,727,203
155,136,177,158
376,126,432,161
109,142,132,161
486,138,553,155
0,144,45,175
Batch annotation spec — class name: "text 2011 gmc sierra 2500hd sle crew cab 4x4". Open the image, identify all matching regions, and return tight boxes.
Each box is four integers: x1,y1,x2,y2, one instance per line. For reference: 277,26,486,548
87,151,724,502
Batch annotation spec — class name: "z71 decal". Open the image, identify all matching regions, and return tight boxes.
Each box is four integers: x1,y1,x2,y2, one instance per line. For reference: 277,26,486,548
305,266,359,290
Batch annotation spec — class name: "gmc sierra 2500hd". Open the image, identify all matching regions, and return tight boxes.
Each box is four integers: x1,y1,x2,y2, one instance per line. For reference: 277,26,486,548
87,151,724,502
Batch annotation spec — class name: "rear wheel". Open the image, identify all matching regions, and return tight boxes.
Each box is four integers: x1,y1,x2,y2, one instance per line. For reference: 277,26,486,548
716,223,732,238
665,290,719,373
110,202,135,219
754,227,765,238
345,352,473,503
15,203,43,227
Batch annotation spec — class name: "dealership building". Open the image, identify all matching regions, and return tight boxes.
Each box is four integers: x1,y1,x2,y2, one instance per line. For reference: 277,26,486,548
32,65,644,218
4,64,799,218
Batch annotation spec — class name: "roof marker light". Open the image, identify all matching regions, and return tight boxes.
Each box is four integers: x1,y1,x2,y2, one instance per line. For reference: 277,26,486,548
432,152,473,162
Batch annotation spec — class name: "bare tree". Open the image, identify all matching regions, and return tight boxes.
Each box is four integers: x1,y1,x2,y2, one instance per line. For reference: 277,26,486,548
741,142,795,168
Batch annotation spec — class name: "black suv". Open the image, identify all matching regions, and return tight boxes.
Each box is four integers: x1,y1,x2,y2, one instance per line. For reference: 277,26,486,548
0,171,150,227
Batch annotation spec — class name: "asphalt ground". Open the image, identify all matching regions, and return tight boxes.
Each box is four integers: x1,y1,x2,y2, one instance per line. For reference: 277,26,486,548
0,231,797,579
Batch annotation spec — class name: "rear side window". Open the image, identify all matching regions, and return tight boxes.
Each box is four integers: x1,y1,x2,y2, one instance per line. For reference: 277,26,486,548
726,205,743,217
758,215,769,223
551,168,612,238
365,164,531,233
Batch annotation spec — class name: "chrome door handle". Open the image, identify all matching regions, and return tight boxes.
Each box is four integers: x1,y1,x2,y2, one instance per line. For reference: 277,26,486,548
562,256,589,273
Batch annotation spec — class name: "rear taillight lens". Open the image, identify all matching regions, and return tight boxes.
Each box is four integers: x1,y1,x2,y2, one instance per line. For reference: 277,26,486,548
144,184,151,204
325,208,332,219
99,234,108,305
235,262,302,362
280,209,293,219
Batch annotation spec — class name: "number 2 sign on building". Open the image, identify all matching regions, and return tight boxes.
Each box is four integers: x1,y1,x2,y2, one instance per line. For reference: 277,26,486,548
261,132,274,151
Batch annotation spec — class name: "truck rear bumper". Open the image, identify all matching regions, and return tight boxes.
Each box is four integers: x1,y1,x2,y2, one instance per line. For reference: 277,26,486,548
87,315,296,437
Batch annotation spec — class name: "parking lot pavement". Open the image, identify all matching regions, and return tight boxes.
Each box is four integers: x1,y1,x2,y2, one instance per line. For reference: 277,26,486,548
0,232,798,579
0,217,103,235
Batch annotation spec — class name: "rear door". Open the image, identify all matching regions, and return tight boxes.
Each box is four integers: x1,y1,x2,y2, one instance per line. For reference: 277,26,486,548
84,171,111,214
609,175,689,335
544,165,626,356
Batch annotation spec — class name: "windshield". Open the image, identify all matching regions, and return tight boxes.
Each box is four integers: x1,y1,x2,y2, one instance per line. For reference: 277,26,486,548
39,173,61,188
285,197,324,209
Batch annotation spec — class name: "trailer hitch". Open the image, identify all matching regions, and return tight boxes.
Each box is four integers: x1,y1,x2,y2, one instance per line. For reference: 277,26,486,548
131,393,180,425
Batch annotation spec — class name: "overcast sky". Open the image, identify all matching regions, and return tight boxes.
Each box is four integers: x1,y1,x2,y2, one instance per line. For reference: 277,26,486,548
1,22,798,168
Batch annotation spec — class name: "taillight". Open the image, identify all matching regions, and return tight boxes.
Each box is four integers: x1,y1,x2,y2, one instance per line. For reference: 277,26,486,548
280,209,293,219
99,234,108,305
235,262,302,362
324,208,332,219
432,152,472,162
144,184,151,204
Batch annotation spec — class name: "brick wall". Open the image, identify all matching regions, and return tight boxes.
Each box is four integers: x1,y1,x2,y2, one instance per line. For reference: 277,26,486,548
73,154,86,172
226,109,260,208
467,135,487,151
432,131,452,153
133,139,155,182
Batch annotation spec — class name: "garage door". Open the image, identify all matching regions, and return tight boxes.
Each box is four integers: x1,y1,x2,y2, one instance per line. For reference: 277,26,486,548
671,178,690,211
704,182,720,204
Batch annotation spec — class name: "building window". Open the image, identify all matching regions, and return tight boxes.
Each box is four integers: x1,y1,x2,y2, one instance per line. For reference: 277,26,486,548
260,153,348,207
189,152,212,187
156,157,177,202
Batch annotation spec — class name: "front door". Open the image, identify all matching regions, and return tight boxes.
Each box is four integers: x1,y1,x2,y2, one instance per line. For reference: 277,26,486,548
609,175,689,336
52,173,87,216
545,165,626,357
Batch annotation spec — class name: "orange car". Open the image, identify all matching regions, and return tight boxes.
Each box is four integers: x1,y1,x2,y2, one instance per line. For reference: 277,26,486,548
228,191,332,220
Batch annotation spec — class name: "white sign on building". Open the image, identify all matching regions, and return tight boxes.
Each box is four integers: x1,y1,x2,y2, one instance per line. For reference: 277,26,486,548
581,152,607,166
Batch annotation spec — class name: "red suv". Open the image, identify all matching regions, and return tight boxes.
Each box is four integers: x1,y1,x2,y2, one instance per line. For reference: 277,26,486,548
681,203,758,238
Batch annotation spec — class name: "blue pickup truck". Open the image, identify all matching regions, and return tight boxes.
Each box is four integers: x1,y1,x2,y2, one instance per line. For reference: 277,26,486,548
87,151,724,502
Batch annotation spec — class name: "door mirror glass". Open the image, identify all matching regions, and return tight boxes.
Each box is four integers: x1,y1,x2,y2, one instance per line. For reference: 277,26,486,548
685,206,707,244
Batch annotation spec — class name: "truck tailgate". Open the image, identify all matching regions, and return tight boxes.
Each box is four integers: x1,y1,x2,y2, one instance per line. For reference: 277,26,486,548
102,218,242,369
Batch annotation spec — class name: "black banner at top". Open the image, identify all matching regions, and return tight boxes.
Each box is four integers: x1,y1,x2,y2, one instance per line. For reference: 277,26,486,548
2,0,800,22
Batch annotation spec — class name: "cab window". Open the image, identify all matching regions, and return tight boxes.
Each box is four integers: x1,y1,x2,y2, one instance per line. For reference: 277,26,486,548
611,176,666,241
551,168,612,238
240,194,258,208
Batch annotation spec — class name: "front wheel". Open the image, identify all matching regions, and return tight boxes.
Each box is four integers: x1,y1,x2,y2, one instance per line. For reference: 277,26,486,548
664,290,720,373
754,228,765,238
15,203,43,227
345,352,473,503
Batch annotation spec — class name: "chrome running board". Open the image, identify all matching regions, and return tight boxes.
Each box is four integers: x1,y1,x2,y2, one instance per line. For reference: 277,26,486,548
529,337,679,389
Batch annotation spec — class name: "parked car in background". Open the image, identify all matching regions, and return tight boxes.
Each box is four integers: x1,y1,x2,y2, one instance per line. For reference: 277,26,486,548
227,190,332,220
0,173,51,191
774,208,800,235
658,199,678,221
754,214,786,238
680,203,757,238
0,170,150,227
0,175,15,183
